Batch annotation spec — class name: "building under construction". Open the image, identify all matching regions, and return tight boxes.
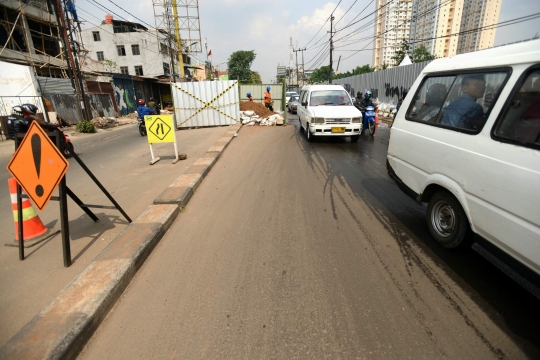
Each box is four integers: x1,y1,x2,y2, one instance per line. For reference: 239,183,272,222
0,0,67,77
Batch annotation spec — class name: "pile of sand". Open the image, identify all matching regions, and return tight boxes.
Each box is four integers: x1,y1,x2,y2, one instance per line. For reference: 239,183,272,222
239,101,276,118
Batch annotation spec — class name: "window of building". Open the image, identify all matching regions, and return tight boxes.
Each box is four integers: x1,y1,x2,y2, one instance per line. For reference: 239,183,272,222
492,68,540,149
92,31,100,41
96,51,104,61
117,45,126,56
163,62,170,75
120,66,129,74
135,66,143,76
131,44,140,55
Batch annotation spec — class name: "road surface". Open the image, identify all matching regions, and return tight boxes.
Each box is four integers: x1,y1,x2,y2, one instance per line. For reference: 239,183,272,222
80,116,540,359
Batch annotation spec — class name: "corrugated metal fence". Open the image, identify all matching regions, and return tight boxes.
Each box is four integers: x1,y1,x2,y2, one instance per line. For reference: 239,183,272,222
331,61,432,105
172,80,240,128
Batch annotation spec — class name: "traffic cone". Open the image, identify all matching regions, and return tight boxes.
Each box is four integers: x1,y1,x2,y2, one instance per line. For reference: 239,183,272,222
7,178,50,246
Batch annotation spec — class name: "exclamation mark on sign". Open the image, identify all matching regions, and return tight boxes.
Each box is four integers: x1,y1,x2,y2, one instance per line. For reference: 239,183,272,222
31,134,44,197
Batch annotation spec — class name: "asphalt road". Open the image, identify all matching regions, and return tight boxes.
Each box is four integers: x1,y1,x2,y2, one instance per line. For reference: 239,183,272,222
0,124,233,346
79,115,540,359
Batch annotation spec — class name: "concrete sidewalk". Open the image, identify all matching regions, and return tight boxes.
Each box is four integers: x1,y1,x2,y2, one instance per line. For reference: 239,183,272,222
0,122,242,359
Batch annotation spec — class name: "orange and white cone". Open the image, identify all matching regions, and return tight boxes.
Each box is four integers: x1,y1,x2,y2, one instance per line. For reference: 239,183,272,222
8,178,48,241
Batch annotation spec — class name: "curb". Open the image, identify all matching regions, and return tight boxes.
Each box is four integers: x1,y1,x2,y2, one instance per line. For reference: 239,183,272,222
0,123,242,360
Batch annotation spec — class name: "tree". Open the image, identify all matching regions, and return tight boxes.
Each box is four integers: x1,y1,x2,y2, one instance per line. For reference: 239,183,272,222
251,71,262,84
378,62,390,71
308,65,332,84
228,50,257,84
391,40,410,66
352,64,375,75
411,44,436,63
102,59,118,72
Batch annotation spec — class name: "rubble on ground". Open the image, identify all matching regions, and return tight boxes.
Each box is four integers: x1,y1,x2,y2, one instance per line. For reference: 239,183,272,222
124,112,138,119
239,101,283,126
91,117,119,129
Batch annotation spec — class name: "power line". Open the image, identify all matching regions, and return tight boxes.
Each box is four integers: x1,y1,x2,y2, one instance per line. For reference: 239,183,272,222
104,0,155,29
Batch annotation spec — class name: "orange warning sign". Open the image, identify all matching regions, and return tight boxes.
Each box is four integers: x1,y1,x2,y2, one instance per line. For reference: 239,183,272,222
7,122,69,211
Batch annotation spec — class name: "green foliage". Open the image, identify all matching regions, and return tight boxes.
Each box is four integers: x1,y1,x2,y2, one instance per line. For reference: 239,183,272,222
75,120,95,133
102,59,118,72
379,62,390,70
228,50,257,84
308,65,332,84
250,71,262,84
391,40,410,66
334,64,375,80
411,44,436,63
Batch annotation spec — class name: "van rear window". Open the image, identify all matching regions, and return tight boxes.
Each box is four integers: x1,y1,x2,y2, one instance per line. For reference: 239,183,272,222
493,67,540,150
407,71,508,133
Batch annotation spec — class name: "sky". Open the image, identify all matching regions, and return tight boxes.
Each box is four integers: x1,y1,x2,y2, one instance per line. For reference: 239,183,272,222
77,0,540,83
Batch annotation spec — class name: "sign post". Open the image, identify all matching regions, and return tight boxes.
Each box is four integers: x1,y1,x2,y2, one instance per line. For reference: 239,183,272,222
144,114,180,165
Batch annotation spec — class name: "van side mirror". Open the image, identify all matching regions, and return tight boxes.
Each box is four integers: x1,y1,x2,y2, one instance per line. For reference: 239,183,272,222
302,101,308,107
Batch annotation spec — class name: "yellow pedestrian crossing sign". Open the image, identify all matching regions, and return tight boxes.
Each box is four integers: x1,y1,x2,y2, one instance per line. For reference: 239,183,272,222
145,115,175,143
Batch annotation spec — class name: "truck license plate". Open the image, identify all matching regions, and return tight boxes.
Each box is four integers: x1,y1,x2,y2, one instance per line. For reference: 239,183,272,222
331,127,346,133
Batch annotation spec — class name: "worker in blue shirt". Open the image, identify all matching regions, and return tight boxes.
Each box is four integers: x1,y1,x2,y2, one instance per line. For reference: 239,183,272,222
441,75,486,130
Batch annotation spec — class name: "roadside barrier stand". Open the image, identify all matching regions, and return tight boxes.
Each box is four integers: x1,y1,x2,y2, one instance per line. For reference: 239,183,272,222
6,177,60,247
7,122,131,267
144,114,184,165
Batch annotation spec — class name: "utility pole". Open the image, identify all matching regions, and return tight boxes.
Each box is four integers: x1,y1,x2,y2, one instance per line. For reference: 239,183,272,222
293,47,306,87
51,0,89,121
293,48,299,87
329,15,334,84
301,48,306,86
61,0,91,121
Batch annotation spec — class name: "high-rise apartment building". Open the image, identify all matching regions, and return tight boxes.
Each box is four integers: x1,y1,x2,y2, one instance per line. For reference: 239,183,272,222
409,0,500,58
372,0,414,69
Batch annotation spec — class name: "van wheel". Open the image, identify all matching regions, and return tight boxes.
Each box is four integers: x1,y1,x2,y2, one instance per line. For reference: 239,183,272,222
350,135,359,142
306,125,313,142
427,191,471,249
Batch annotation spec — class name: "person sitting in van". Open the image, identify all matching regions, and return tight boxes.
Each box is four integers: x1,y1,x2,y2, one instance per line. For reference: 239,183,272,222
441,74,486,130
414,83,447,122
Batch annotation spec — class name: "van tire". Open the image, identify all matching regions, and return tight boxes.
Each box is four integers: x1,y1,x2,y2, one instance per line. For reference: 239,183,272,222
427,191,471,249
350,135,359,142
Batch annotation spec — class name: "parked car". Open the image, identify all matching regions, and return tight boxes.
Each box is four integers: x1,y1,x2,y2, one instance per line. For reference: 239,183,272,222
387,40,540,293
287,95,300,114
297,85,363,142
286,91,299,104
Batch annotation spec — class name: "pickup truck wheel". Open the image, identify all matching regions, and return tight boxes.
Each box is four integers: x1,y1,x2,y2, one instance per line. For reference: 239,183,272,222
427,191,471,249
306,125,313,142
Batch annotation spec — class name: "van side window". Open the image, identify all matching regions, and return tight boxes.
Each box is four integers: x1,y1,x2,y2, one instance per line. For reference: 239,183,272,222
493,68,540,149
407,71,508,133
407,76,455,123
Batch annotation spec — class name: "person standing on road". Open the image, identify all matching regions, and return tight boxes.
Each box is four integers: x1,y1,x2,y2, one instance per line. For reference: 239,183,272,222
264,86,273,111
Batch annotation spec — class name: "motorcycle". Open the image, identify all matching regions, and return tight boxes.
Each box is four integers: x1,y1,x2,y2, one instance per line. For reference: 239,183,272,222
362,105,377,136
137,117,147,137
58,127,74,157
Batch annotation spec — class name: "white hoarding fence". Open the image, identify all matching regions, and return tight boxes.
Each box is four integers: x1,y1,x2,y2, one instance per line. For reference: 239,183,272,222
172,80,240,128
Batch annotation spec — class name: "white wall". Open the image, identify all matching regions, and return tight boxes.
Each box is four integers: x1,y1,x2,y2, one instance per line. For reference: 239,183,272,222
82,24,170,77
0,61,40,97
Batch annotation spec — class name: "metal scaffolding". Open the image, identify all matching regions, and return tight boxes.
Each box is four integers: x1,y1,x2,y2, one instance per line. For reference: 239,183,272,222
152,0,201,80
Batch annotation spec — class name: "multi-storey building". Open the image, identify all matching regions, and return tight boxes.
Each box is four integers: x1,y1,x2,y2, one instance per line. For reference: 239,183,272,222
0,0,65,76
81,15,176,78
409,0,500,58
372,0,414,69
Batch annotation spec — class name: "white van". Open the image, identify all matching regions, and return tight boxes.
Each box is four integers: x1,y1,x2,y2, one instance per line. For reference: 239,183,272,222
387,41,540,287
297,85,363,142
